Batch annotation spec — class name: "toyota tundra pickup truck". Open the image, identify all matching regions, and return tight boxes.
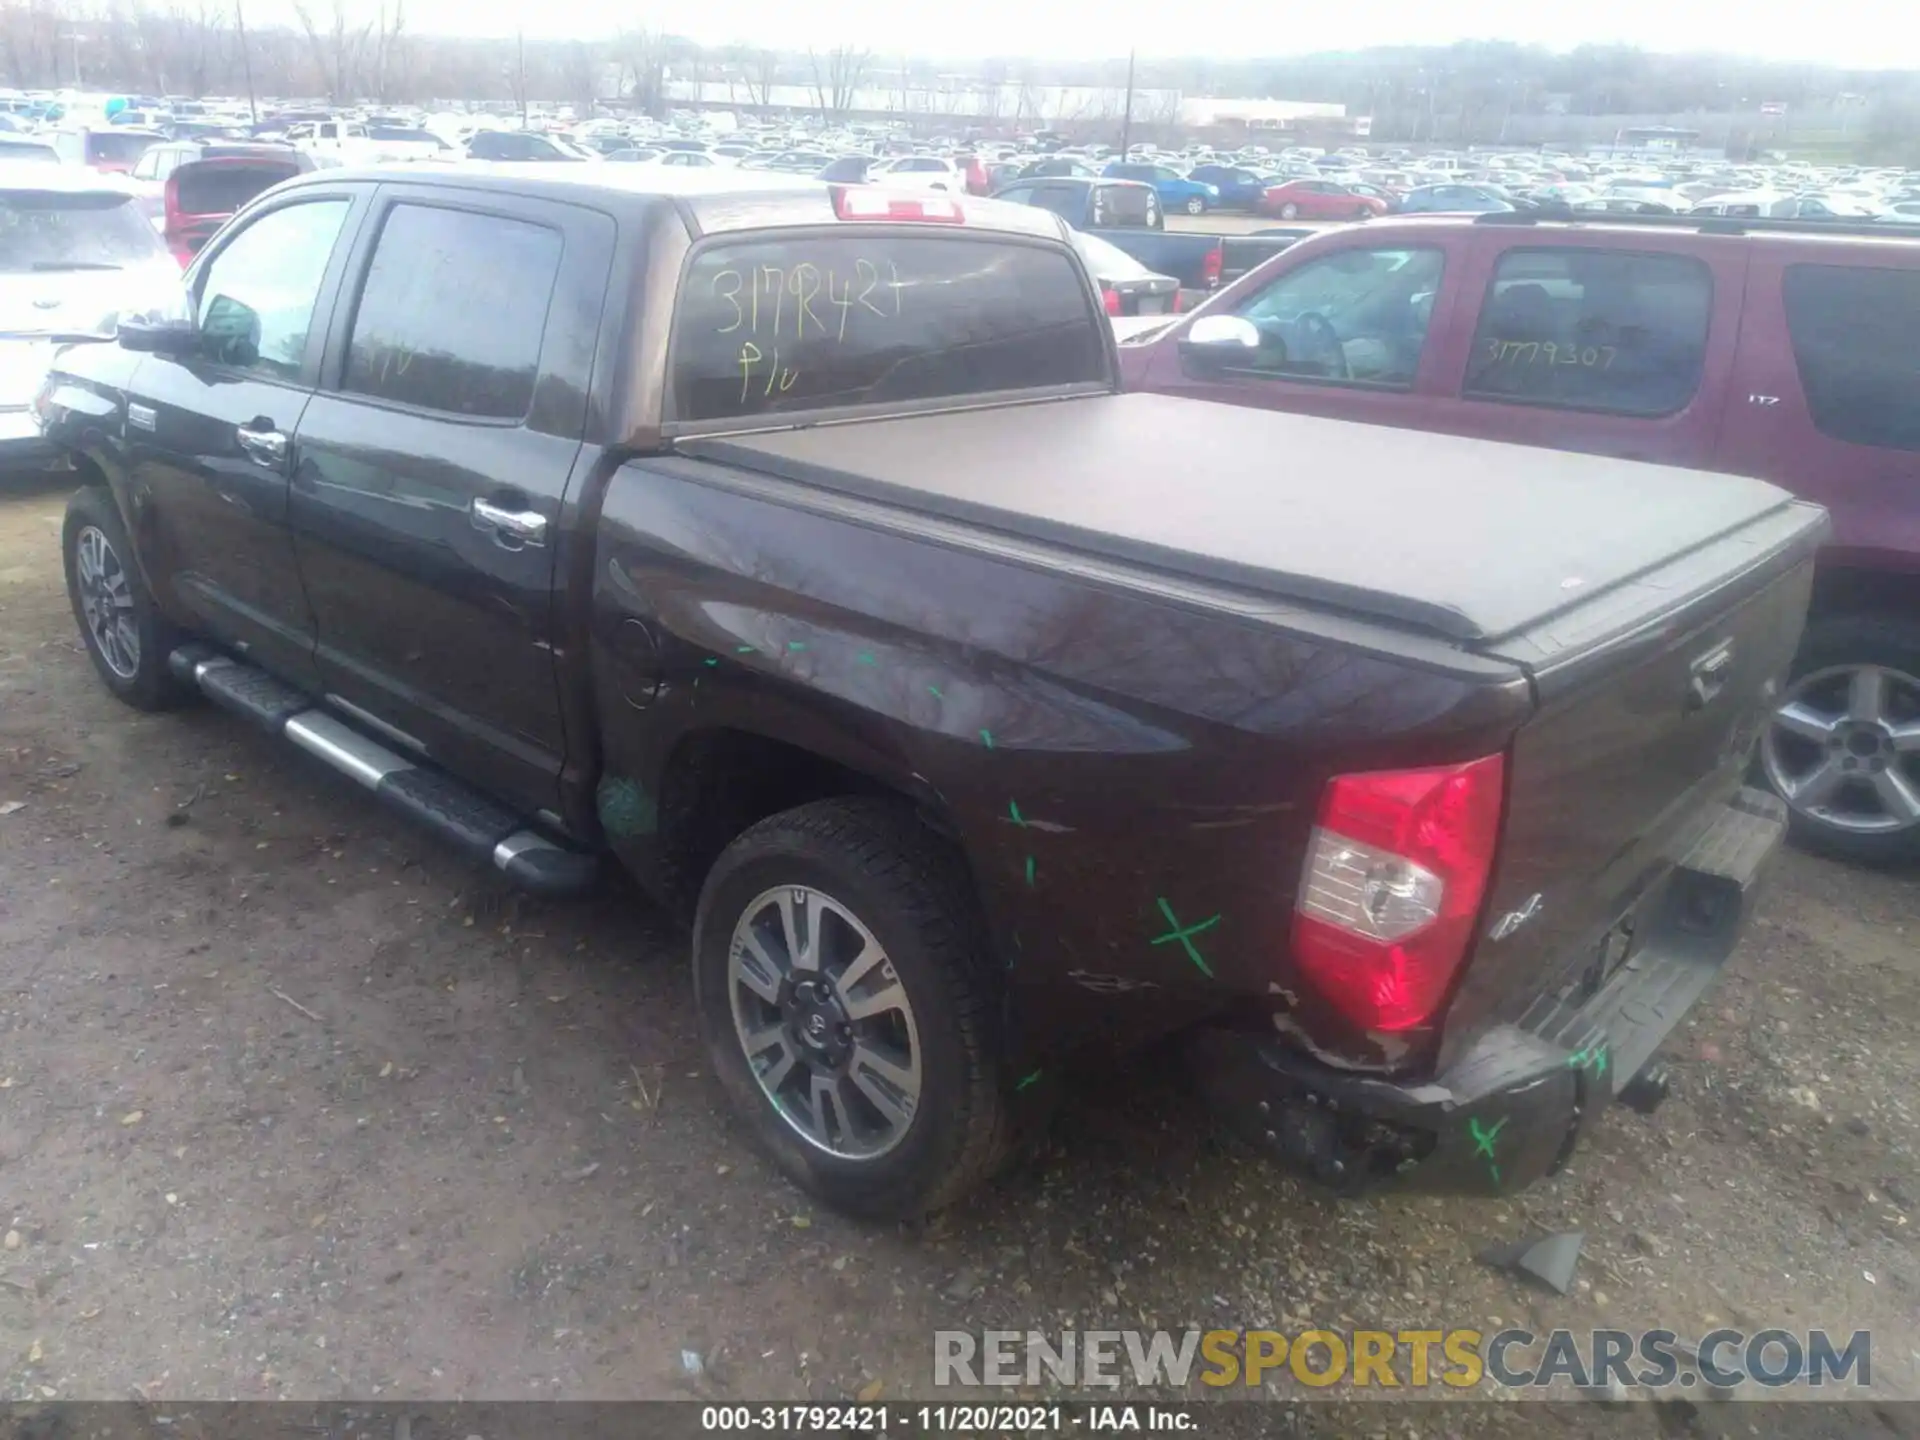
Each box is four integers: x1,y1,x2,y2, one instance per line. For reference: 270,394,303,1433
36,167,1827,1218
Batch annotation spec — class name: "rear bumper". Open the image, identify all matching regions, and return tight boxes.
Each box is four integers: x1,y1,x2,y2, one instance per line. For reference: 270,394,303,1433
1190,785,1785,1196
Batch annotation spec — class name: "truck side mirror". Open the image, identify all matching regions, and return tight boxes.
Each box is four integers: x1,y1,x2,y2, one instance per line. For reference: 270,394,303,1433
117,317,199,356
1178,315,1262,372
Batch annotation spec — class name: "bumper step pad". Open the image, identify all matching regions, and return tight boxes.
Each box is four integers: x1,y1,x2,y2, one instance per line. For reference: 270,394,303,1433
167,645,597,897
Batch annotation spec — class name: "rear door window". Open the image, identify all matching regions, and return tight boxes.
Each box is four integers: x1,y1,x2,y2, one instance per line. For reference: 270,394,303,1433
671,234,1105,423
1464,247,1712,416
1782,263,1920,451
342,202,563,420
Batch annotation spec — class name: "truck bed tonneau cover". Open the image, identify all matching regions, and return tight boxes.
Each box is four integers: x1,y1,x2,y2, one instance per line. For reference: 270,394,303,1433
679,393,1798,645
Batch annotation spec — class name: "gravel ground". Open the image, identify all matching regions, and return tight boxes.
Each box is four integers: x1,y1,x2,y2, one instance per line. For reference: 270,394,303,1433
1,479,1916,1419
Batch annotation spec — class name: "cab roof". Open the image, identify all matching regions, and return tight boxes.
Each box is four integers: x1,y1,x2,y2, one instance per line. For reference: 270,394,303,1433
274,162,1073,241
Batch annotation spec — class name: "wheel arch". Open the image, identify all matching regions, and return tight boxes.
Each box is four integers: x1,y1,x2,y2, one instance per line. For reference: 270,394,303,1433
1806,561,1920,629
620,715,975,924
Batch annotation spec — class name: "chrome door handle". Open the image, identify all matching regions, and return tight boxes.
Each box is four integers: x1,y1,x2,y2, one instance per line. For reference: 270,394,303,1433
236,425,288,467
470,497,548,547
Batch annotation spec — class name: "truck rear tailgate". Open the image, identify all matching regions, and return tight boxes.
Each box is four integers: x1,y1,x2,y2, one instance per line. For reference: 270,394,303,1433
1438,500,1829,1071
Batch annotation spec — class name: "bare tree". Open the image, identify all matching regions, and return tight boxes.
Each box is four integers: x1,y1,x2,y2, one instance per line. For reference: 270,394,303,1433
366,0,405,104
807,43,869,120
290,0,367,102
736,46,778,108
559,39,597,115
619,27,668,116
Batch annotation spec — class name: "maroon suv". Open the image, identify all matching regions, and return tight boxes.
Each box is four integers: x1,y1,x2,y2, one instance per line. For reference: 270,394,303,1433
1119,212,1920,864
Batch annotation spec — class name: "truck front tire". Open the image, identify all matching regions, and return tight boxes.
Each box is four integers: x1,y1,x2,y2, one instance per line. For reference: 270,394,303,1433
62,485,189,711
693,797,1011,1218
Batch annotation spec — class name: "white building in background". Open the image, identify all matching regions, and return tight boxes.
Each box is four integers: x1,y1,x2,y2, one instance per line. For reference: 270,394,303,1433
1175,97,1347,128
662,78,1178,126
654,76,1368,137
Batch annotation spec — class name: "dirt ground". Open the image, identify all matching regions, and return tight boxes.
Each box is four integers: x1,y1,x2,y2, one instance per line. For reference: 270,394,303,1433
1,479,1917,1416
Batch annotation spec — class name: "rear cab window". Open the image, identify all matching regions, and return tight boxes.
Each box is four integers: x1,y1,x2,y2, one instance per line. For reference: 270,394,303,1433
1463,247,1712,416
85,131,158,168
670,232,1108,426
0,188,168,272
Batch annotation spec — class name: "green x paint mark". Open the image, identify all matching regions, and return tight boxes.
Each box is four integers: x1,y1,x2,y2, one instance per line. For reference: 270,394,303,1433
855,652,878,667
980,729,994,750
787,641,808,652
735,645,757,654
702,657,719,667
1024,855,1036,888
1008,800,1028,827
927,684,944,699
1468,1115,1509,1185
1150,897,1220,979
1566,1041,1610,1080
1015,1069,1043,1092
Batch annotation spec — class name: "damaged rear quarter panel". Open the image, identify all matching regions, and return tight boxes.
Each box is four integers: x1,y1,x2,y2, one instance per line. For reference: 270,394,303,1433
591,457,1532,1059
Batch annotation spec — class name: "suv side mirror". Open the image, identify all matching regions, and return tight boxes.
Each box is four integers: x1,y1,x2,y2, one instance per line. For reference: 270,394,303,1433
117,317,199,356
1178,315,1262,371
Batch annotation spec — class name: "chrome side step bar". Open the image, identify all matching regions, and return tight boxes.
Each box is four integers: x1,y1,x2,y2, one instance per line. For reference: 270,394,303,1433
167,644,598,897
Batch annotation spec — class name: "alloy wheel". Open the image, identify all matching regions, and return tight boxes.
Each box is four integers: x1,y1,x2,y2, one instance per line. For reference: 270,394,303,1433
74,525,140,680
1762,663,1920,835
727,885,923,1160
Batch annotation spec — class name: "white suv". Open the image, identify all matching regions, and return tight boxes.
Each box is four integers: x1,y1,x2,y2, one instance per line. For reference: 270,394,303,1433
868,156,963,191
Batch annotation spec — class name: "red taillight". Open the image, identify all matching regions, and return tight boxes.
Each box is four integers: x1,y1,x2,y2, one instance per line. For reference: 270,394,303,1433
162,176,191,268
1102,286,1121,315
1171,290,1184,313
833,186,965,223
1201,243,1223,286
1291,754,1506,1033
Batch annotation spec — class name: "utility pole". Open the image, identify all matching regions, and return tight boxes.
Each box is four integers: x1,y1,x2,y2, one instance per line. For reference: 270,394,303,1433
517,29,528,126
1118,48,1135,156
235,0,257,125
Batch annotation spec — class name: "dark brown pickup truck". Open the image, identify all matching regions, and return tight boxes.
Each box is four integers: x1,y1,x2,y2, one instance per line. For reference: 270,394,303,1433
36,167,1827,1217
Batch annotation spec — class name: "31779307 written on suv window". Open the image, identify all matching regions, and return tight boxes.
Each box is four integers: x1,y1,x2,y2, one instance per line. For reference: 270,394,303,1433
670,235,1108,423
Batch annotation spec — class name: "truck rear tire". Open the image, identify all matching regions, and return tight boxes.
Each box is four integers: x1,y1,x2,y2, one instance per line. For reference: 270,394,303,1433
1760,611,1920,864
62,485,190,711
692,797,1011,1218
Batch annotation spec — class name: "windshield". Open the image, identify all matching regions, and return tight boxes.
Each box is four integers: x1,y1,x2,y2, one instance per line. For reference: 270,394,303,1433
0,191,166,271
369,126,444,145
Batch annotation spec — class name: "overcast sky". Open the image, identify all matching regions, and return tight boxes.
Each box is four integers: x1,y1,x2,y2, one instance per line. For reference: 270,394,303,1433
348,0,1914,70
